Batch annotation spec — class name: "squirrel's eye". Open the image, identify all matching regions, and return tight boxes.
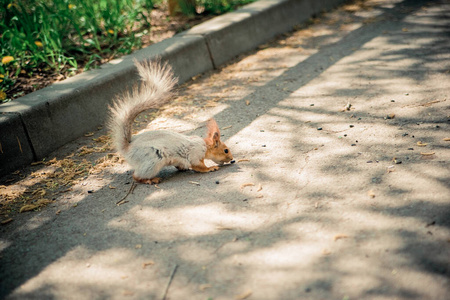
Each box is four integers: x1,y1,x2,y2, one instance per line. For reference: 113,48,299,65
224,149,229,154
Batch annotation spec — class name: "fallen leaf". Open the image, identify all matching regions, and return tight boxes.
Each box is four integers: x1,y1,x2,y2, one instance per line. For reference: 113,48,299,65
84,132,94,137
245,100,250,106
367,190,376,198
417,141,428,147
443,138,450,141
385,113,395,119
135,244,142,249
334,234,349,241
237,159,250,163
189,181,200,186
143,261,155,269
257,184,263,192
240,183,255,189
420,152,435,156
222,125,232,130
1,218,13,225
109,185,116,189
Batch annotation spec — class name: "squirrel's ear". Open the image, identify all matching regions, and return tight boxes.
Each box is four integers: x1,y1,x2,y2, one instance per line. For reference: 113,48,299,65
213,132,220,147
206,119,221,144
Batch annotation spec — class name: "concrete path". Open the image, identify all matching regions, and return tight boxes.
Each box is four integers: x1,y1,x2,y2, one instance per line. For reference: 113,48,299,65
1,0,449,299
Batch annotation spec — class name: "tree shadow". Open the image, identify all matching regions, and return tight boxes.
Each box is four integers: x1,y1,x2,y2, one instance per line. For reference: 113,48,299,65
1,0,449,298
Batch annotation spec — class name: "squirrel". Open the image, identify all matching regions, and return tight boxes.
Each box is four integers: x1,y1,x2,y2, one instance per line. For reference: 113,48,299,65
108,59,234,184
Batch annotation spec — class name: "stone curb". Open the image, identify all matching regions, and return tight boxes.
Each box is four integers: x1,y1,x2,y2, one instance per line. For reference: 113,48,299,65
0,0,344,176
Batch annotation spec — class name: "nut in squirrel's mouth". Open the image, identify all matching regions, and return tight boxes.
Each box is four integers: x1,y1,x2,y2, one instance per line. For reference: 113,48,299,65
219,160,235,166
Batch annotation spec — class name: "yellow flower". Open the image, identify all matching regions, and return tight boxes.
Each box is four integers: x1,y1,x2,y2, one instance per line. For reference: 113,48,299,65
108,29,114,34
0,91,6,101
0,74,4,83
35,41,43,48
2,56,14,64
68,4,75,9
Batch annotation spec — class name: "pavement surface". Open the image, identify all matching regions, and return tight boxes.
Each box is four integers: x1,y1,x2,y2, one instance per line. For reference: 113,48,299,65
1,0,450,299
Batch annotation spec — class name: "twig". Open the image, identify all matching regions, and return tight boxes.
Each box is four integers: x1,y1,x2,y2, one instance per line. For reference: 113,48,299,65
162,264,178,300
116,181,136,205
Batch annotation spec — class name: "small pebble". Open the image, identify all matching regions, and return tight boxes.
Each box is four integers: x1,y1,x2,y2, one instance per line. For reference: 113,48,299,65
391,99,395,102
349,125,354,128
402,133,408,137
88,190,94,194
408,148,414,150
344,134,347,137
262,145,266,147
317,127,323,130
215,181,220,184
310,104,315,106
351,144,356,146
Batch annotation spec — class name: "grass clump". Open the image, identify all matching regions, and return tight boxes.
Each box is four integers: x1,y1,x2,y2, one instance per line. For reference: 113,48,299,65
0,0,255,103
0,0,155,103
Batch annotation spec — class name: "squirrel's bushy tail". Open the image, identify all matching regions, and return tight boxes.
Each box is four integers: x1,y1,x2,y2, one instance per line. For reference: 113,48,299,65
108,59,177,155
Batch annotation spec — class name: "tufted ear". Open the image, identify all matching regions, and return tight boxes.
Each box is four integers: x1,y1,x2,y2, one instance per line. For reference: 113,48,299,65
205,118,221,147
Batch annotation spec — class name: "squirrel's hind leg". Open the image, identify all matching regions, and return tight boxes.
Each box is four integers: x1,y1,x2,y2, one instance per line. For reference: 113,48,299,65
131,157,165,184
133,174,162,185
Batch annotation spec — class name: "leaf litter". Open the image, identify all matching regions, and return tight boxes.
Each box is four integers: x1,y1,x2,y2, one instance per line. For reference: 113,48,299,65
0,132,121,220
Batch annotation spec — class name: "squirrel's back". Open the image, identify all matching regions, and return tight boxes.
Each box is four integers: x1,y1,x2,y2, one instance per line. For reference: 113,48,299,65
108,59,177,155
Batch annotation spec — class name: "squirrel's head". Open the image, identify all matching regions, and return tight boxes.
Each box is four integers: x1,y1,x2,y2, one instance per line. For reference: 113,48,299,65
204,119,234,165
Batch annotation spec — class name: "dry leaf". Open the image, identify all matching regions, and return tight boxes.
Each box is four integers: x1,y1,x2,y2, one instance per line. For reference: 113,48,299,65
240,183,255,189
222,125,232,130
417,141,428,147
367,190,376,198
189,181,200,186
334,234,349,241
142,261,155,269
420,152,435,156
1,218,13,225
257,184,262,192
443,138,450,141
237,159,250,163
245,100,250,106
84,132,94,137
135,244,142,249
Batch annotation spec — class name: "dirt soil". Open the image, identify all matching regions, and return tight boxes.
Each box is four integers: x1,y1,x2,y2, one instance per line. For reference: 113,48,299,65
1,0,449,299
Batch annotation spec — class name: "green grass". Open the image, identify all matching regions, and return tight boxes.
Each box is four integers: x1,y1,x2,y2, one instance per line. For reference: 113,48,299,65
0,0,255,103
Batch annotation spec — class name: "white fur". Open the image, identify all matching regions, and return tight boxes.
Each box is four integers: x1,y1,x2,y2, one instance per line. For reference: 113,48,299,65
125,130,206,179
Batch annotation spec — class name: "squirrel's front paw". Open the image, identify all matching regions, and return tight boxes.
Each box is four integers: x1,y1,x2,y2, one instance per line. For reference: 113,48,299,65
208,166,219,172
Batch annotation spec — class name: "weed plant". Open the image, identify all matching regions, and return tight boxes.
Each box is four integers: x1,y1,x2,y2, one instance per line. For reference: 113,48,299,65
0,0,254,103
0,0,155,102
